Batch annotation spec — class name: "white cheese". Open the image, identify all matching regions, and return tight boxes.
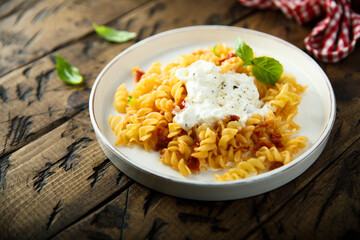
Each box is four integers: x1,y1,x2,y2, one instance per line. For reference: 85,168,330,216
173,60,272,130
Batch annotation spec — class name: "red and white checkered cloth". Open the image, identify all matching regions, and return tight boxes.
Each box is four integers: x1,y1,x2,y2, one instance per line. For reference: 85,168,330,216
238,0,360,63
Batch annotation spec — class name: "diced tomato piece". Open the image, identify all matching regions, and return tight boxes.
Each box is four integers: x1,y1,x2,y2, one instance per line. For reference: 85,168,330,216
270,132,283,148
228,115,240,121
193,141,200,148
269,161,283,171
179,98,186,109
155,129,171,151
135,70,145,82
187,156,200,171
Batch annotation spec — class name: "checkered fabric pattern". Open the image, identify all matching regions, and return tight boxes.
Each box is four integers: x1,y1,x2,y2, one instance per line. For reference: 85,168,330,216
238,0,360,63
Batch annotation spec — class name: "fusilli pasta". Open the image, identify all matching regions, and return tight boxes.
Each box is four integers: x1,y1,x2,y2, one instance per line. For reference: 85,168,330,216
109,43,308,181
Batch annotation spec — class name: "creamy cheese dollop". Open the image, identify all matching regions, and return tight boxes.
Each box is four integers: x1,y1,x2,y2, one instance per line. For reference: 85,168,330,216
173,60,272,130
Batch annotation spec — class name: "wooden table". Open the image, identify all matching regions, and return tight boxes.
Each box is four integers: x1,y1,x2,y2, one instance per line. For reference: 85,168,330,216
1,0,359,239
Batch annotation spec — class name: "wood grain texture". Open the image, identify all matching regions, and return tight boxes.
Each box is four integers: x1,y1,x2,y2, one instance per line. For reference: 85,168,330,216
0,0,149,76
0,0,31,19
0,53,90,156
0,110,132,239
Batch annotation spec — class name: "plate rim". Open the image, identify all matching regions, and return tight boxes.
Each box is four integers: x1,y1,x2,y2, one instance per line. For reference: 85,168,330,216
89,25,336,187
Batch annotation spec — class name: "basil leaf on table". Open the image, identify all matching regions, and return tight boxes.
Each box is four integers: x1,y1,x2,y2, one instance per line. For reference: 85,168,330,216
56,55,83,85
93,23,136,43
234,37,283,85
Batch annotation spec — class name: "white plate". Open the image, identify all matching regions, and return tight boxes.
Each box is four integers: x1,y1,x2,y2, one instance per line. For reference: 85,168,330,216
89,26,336,200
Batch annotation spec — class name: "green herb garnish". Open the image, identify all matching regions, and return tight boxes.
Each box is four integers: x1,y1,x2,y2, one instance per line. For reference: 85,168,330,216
213,45,220,57
56,55,83,85
235,37,283,85
127,95,136,104
93,23,136,43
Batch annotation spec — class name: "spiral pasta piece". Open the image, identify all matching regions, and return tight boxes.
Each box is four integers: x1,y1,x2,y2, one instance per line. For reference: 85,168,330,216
219,128,238,149
159,149,191,176
155,98,174,112
215,156,266,181
113,84,128,113
284,136,308,154
177,135,194,160
168,122,182,138
255,146,292,164
191,127,217,159
170,78,186,103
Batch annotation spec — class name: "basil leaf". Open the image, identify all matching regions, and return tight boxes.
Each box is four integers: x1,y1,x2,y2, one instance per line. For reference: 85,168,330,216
235,37,254,67
213,45,220,57
252,57,283,86
93,23,136,43
234,37,283,85
56,55,83,85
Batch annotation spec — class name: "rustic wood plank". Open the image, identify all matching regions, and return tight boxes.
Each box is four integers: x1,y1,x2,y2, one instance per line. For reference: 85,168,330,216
0,49,91,156
52,9,360,240
0,0,254,170
0,0,29,19
0,0,150,76
0,109,133,239
235,8,313,50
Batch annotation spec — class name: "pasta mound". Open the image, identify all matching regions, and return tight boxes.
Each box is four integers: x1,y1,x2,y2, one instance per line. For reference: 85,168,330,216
108,43,308,181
